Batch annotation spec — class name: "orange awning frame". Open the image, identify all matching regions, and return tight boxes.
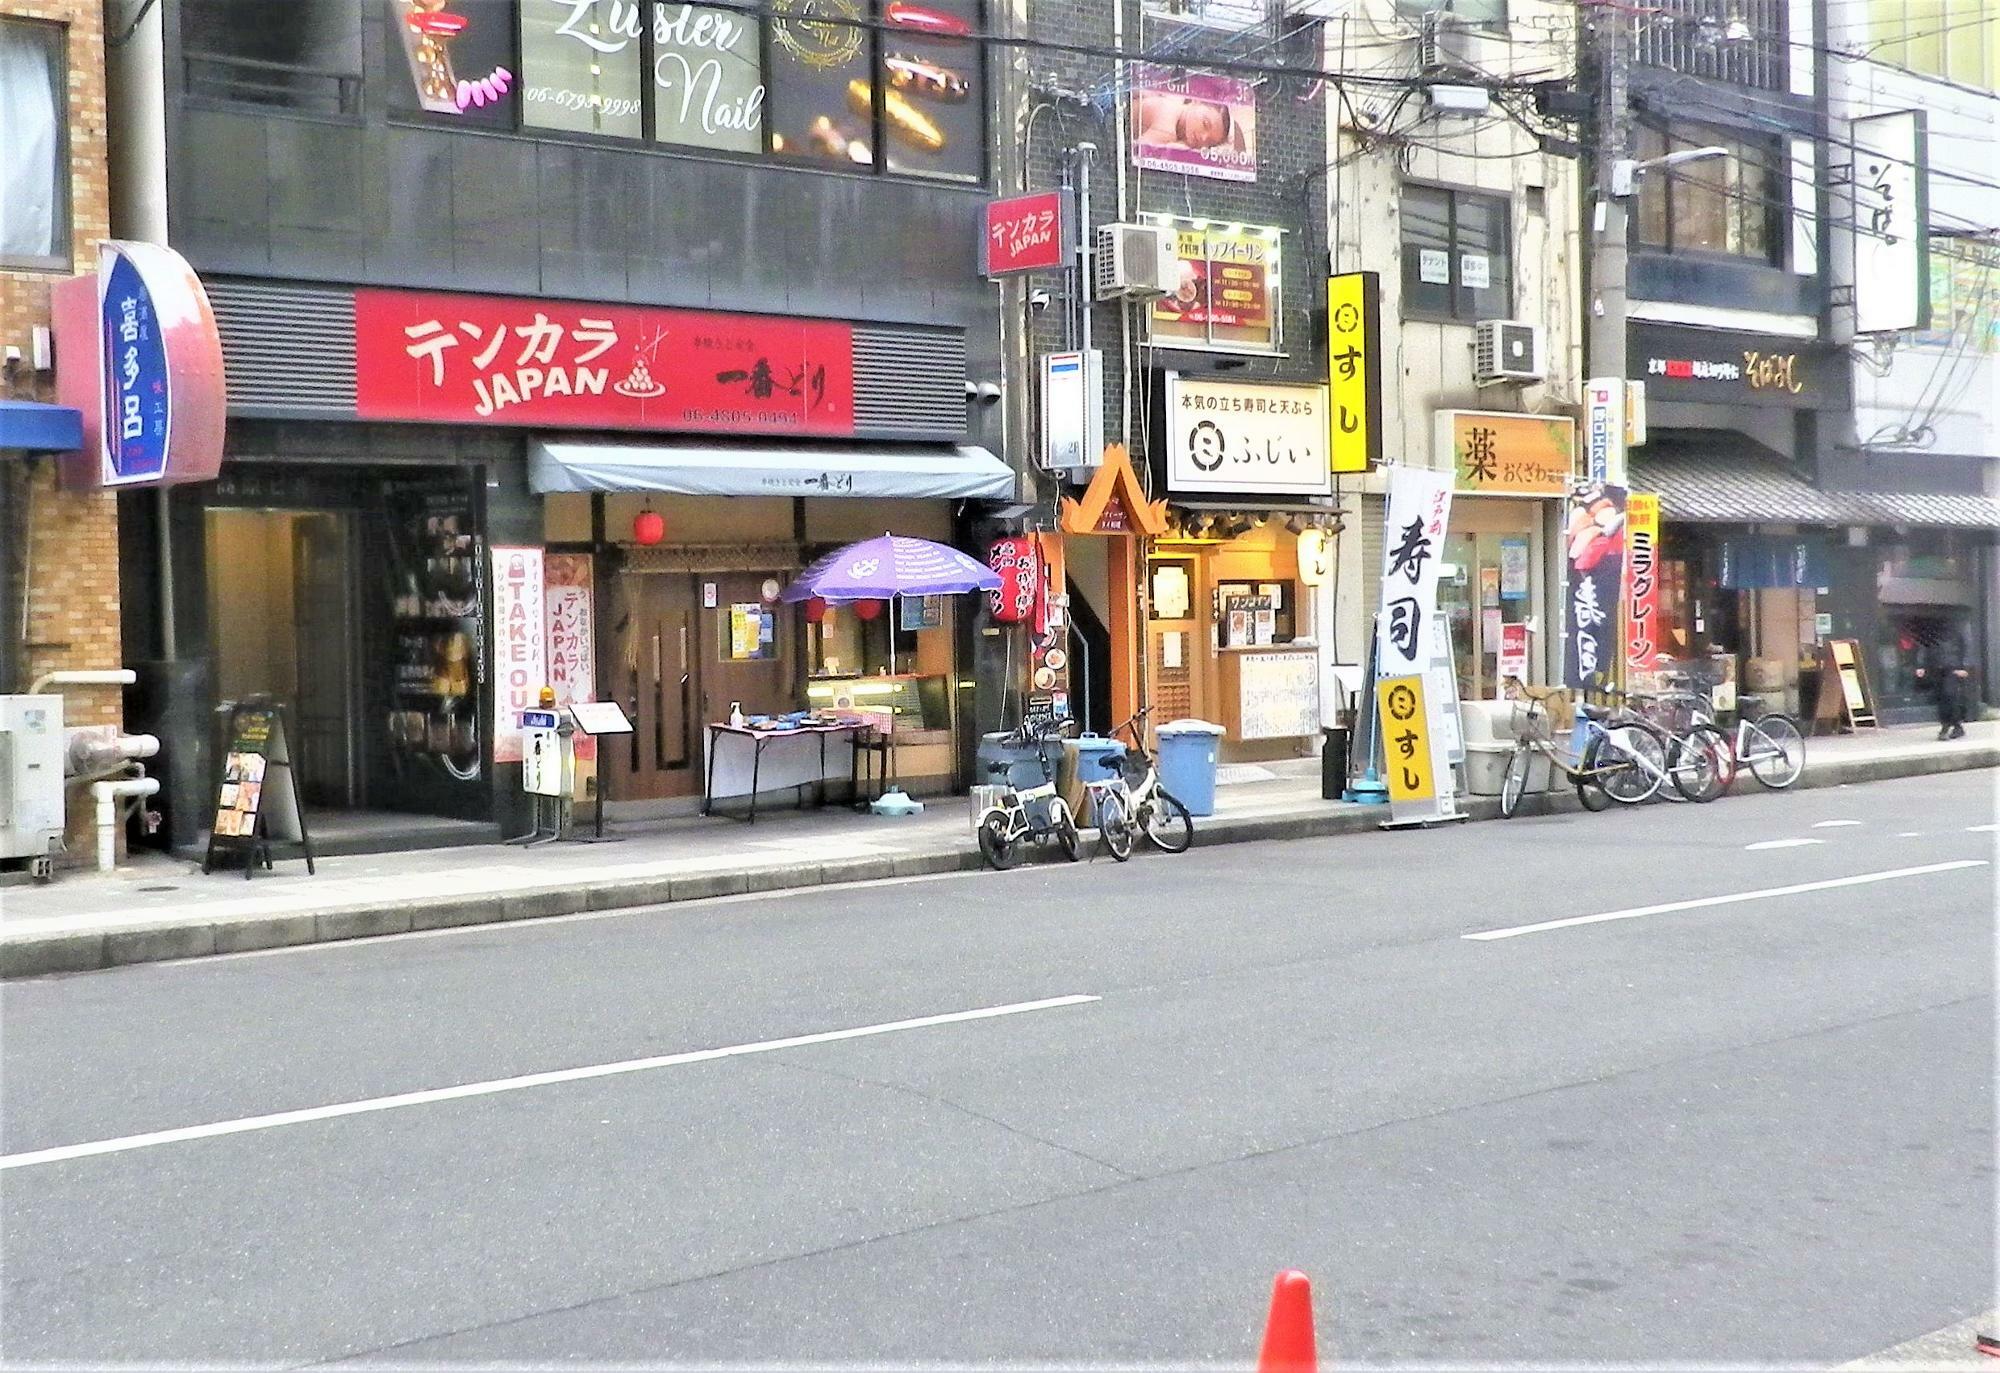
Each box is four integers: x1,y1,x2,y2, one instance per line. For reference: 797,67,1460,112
1058,444,1169,538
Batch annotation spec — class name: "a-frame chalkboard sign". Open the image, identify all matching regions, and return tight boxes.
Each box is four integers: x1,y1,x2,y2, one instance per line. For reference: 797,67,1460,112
202,699,317,878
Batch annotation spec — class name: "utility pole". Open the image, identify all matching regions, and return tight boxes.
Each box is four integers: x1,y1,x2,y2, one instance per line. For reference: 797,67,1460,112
1587,0,1630,410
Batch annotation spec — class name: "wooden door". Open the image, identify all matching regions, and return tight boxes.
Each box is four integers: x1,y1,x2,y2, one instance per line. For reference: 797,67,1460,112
611,573,699,800
700,574,797,726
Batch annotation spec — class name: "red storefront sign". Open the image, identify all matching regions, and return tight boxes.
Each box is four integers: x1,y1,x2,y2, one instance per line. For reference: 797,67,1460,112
980,190,1072,277
354,289,855,436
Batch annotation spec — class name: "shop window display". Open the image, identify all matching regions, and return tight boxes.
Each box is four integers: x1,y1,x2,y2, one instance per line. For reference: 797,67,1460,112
805,597,955,730
391,0,985,179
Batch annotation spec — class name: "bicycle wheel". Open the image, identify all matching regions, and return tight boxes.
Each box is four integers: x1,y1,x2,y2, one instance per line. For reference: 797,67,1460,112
1670,724,1730,803
1142,789,1195,853
1746,713,1805,790
1500,746,1532,818
977,813,1018,871
1054,801,1082,862
1594,726,1666,805
1097,792,1134,862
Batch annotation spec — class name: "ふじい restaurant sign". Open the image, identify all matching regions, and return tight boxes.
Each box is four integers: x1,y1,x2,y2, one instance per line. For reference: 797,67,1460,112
354,289,857,437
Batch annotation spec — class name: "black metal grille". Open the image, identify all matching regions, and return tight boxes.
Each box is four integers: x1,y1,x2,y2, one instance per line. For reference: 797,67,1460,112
1633,0,1788,91
206,281,357,415
853,326,969,440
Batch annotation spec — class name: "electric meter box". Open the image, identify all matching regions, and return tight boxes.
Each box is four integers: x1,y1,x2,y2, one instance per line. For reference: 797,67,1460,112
0,695,66,862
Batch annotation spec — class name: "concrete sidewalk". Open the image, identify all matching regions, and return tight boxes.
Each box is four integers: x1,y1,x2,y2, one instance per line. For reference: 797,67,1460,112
3,721,1994,978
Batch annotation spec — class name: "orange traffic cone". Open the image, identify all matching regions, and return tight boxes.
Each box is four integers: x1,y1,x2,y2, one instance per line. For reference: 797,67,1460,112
1256,1270,1317,1373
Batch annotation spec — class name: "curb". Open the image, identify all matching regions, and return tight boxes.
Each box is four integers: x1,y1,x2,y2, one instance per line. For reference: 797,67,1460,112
5,745,1994,980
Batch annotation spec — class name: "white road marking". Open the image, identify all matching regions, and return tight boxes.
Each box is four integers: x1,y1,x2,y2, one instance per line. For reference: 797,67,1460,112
1745,837,1823,850
1463,860,1990,942
1812,820,1863,829
1969,824,1998,834
0,994,1101,1172
1898,831,1924,838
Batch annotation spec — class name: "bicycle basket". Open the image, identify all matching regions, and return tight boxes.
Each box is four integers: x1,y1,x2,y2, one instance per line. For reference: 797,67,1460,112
1510,698,1553,744
969,784,1008,815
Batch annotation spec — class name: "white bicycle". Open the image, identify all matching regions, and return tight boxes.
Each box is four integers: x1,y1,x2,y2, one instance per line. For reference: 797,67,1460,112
974,719,1081,870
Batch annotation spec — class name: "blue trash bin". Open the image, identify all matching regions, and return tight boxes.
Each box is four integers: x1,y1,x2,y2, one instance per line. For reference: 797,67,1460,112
1067,735,1128,825
1154,719,1225,816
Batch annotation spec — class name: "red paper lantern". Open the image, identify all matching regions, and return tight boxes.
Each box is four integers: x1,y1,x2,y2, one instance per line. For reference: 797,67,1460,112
632,510,665,546
804,596,829,624
853,598,883,621
987,535,1041,626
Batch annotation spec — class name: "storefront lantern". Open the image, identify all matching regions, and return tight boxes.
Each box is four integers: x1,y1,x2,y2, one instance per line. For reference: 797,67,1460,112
853,598,883,621
987,535,1042,625
632,509,665,546
804,596,830,624
1296,528,1332,587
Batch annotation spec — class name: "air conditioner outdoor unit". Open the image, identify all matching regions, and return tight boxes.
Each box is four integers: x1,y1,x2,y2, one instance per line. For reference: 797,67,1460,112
1094,223,1177,301
1474,320,1546,383
1417,9,1477,73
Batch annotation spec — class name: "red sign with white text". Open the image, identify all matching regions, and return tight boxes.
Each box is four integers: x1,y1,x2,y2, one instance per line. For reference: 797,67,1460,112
981,190,1071,277
354,290,855,436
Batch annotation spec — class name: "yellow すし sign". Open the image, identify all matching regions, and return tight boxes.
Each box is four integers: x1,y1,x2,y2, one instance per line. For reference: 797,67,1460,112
1377,674,1436,803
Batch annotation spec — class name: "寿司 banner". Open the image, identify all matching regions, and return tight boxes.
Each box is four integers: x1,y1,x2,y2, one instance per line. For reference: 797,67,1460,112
1375,465,1453,679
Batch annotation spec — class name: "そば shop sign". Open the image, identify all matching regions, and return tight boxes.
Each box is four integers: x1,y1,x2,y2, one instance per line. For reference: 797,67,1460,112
1164,375,1331,496
492,546,549,766
355,289,856,437
51,240,226,490
981,190,1073,277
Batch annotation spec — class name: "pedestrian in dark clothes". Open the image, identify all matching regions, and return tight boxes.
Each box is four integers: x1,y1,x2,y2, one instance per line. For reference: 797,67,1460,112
1914,625,1973,741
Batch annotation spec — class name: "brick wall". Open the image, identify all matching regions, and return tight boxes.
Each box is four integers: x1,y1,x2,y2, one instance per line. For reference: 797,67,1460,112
2,0,121,732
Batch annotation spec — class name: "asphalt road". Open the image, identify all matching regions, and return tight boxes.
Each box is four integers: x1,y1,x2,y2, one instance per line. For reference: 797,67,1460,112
2,770,1993,1367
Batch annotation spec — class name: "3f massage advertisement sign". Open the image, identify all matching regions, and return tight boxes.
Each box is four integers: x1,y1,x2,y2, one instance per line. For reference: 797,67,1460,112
355,289,856,437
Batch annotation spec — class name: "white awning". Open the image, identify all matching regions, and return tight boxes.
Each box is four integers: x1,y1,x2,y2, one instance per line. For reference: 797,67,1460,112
530,439,1016,501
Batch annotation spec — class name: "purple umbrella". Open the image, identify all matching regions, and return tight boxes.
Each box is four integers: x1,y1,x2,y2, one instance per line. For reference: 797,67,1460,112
782,534,1000,603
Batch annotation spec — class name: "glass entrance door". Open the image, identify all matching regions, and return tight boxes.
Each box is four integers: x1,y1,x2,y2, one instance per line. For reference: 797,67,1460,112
1442,501,1543,701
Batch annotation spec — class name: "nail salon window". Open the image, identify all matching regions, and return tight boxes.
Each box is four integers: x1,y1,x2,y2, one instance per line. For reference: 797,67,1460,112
519,0,644,137
392,1,984,182
0,17,67,270
766,0,984,182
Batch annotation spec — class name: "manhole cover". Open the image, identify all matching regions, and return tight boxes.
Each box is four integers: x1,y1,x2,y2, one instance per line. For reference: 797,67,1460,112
137,885,180,893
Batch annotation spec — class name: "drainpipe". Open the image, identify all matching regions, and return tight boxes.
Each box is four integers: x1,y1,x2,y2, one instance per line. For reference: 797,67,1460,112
92,776,160,872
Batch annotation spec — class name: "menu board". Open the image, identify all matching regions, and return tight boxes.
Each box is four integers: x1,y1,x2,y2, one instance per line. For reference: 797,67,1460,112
203,702,312,874
1151,224,1279,352
1236,651,1320,741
